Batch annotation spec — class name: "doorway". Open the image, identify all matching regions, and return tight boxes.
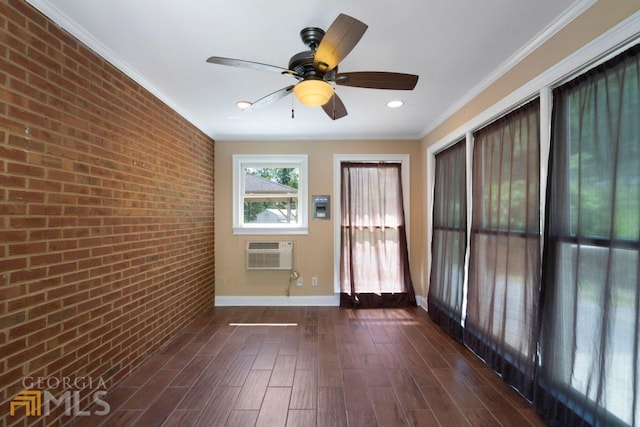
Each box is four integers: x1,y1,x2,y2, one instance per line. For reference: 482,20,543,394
335,158,416,308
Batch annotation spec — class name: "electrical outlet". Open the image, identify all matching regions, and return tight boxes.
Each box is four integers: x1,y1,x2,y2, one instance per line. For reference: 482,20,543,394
297,276,303,287
312,276,318,286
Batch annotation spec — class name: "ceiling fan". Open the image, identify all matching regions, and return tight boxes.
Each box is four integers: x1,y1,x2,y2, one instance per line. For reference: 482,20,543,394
206,13,419,120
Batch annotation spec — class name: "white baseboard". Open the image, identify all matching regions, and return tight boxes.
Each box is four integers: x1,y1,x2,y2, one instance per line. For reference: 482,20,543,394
215,294,340,307
416,295,428,312
215,294,429,310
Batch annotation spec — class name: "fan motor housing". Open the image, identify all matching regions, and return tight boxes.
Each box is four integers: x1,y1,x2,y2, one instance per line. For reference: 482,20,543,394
288,51,316,77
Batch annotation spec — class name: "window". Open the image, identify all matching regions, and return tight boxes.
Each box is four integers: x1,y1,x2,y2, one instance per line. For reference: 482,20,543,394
537,44,640,427
466,98,541,399
233,155,308,235
428,139,467,341
423,18,639,427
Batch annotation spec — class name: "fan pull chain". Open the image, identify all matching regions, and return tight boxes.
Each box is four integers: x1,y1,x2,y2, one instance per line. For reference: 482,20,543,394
291,95,295,119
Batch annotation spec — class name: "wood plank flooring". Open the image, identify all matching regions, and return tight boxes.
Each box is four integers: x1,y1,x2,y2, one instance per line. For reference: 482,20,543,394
72,306,547,426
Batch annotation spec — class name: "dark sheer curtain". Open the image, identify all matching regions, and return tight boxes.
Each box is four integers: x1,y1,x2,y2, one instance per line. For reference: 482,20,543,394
535,44,640,427
340,162,416,308
428,140,467,341
465,98,541,399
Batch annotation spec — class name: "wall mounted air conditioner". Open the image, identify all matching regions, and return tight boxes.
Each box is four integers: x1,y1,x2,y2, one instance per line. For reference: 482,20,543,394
246,241,293,270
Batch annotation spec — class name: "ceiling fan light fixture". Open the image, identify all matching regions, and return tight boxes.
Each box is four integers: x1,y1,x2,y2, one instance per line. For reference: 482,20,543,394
236,101,252,110
294,79,334,106
386,100,404,108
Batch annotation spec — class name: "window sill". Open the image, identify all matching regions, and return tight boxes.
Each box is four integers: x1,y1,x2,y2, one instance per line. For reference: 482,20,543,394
233,227,309,236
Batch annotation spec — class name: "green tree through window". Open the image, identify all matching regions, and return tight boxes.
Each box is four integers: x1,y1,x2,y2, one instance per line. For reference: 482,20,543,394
243,167,299,223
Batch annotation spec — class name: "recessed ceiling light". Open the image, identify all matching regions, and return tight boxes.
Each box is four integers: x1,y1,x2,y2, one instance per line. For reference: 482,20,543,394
387,100,404,108
236,101,252,110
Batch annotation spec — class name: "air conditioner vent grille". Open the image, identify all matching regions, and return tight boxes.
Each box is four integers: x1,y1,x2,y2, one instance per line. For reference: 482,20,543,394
247,253,282,269
247,241,281,250
246,241,293,270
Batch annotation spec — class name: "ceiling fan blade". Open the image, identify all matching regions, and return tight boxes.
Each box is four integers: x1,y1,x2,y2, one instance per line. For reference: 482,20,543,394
322,93,348,120
206,56,298,76
334,72,419,90
245,85,295,111
314,14,367,73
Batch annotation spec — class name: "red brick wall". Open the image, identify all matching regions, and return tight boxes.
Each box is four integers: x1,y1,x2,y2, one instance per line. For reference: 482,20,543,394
0,1,215,424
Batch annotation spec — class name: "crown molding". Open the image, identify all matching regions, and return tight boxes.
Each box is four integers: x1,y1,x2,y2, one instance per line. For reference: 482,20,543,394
427,10,640,155
421,0,597,138
24,0,210,137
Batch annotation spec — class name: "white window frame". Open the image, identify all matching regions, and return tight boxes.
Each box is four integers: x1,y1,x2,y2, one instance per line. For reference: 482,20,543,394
232,154,308,235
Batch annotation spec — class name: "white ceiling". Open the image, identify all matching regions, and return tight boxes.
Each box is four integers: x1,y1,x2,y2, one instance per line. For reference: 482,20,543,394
27,0,585,141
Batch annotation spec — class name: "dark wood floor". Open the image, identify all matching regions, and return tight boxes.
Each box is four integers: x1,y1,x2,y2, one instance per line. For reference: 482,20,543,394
72,306,547,426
